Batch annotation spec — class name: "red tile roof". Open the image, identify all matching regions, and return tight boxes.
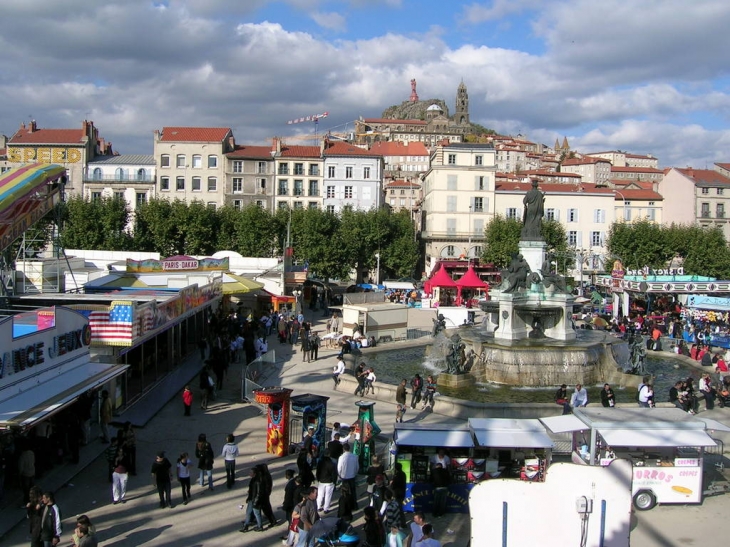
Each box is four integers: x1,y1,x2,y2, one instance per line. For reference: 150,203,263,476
324,141,379,157
280,145,321,158
615,188,663,200
385,179,421,188
363,118,427,125
676,168,730,186
369,141,429,156
522,169,581,179
715,163,730,170
226,145,272,159
159,127,231,142
9,128,86,144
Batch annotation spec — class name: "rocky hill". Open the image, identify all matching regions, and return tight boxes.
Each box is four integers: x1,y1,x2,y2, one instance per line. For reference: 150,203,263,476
381,99,450,120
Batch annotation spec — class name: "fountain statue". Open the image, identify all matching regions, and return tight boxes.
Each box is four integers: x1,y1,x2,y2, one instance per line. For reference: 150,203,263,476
432,313,446,337
628,333,648,375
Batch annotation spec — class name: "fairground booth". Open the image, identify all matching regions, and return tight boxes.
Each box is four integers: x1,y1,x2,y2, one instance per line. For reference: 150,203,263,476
391,419,554,514
0,307,128,436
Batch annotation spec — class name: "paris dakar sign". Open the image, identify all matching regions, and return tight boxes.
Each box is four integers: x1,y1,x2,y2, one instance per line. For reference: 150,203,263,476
626,266,684,276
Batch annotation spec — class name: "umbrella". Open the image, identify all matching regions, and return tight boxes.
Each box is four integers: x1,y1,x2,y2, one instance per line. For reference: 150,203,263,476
221,273,264,295
591,316,609,328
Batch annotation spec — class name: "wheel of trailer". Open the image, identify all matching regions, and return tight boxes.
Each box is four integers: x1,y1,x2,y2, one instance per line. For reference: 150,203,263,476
633,489,656,511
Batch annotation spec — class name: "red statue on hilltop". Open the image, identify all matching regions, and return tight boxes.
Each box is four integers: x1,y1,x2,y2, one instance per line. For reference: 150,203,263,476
410,78,419,102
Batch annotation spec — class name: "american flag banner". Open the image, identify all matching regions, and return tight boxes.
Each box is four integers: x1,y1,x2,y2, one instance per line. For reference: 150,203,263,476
88,301,134,346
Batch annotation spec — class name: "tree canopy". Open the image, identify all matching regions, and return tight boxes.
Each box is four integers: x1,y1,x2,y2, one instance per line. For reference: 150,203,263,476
481,215,568,268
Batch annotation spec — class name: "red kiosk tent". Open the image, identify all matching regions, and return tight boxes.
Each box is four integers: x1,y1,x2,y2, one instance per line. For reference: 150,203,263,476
424,265,458,305
455,265,490,306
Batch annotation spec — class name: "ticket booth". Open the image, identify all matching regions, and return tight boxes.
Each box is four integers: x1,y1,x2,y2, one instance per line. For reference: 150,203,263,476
254,387,293,458
290,393,329,456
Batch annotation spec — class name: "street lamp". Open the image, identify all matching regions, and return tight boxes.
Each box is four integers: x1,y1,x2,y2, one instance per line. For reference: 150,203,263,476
293,289,302,315
615,189,627,222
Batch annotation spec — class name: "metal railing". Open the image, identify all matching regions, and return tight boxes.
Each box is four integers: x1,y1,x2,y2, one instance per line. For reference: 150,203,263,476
241,350,277,411
407,327,430,340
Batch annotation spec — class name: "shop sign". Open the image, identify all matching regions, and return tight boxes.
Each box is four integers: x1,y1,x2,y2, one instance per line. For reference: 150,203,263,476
7,146,82,164
126,255,229,273
626,266,684,276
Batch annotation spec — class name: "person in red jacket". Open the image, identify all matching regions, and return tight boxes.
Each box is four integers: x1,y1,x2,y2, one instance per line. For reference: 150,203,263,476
182,386,193,416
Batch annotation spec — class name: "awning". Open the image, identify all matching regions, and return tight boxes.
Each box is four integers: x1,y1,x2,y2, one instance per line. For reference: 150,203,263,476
221,273,265,295
257,289,295,302
394,426,474,448
695,417,730,433
384,281,415,291
598,428,717,448
357,283,385,291
469,418,555,448
540,414,588,433
0,361,128,430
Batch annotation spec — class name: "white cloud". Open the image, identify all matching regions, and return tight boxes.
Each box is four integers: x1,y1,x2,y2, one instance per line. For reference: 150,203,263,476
311,11,347,32
462,0,543,23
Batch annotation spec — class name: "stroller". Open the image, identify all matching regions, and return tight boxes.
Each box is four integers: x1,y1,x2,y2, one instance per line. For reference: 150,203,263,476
311,517,360,546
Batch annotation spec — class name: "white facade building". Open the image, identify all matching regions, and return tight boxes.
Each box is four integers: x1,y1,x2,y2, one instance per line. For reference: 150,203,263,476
84,154,156,214
322,141,383,213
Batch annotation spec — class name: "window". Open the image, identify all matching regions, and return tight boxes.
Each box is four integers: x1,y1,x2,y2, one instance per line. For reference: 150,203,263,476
279,164,289,175
233,178,243,193
136,192,147,206
294,163,304,175
232,160,243,173
568,231,578,246
647,207,656,221
255,200,264,208
400,190,405,195
623,205,632,221
475,155,483,166
309,202,318,210
233,200,242,210
294,201,303,209
475,176,485,191
447,196,457,212
176,177,185,191
160,154,170,168
546,208,556,221
446,218,456,235
445,244,456,257
208,155,218,168
328,166,335,178
345,166,353,179
207,177,217,191
701,187,709,194
91,191,102,201
278,180,289,195
364,167,371,179
326,205,335,214
308,180,318,196
176,154,186,168
207,202,217,210
390,198,396,206
473,197,483,212
257,161,267,174
115,167,125,180
701,203,710,217
568,209,578,222
593,209,605,223
114,191,125,200
447,175,457,190
294,180,304,196
258,179,266,193
160,176,170,191
506,207,518,219
92,167,102,180
591,231,602,246
717,203,725,218
400,198,406,206
309,164,319,176
278,202,289,210
192,154,202,168
137,168,147,181
447,154,456,165
326,186,335,199
718,188,724,195
192,177,201,191
344,186,353,199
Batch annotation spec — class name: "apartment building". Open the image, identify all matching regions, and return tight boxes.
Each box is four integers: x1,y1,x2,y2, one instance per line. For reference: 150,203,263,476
322,141,383,213
369,141,429,175
612,182,663,224
5,120,112,195
421,142,497,270
84,154,156,213
153,127,234,209
561,156,612,186
610,166,663,184
272,138,324,210
658,167,730,240
586,151,659,169
225,145,274,211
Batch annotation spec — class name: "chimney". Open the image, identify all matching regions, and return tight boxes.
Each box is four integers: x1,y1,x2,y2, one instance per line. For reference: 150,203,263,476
28,120,37,133
228,135,235,150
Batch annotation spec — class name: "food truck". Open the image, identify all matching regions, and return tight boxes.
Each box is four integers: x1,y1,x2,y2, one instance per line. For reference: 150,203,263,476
390,420,555,513
540,407,725,510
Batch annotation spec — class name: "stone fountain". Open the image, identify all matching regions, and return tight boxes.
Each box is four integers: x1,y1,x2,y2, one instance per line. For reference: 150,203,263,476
436,180,633,387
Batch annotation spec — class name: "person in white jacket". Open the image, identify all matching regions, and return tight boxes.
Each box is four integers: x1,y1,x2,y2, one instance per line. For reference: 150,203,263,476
221,434,240,489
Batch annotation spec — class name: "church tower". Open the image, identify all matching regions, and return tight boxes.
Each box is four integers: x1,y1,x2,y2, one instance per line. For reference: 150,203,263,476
455,80,469,125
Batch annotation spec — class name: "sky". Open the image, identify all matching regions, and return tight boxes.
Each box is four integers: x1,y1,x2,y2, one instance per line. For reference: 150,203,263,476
1,0,729,169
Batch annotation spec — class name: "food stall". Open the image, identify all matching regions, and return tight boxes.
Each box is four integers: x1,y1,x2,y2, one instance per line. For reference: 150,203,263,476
391,423,479,513
540,407,725,510
468,418,554,482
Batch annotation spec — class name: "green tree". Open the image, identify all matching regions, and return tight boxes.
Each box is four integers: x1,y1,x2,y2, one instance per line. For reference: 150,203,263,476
60,196,131,251
481,215,521,268
606,219,672,271
133,198,178,255
380,209,419,279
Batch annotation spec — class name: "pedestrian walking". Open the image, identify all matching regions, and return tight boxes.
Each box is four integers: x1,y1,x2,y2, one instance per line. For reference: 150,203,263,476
310,332,320,361
26,485,43,547
422,375,436,410
222,434,239,489
111,445,129,505
104,437,119,483
40,491,62,547
410,374,423,409
17,440,36,504
239,467,264,532
282,470,299,525
257,463,279,528
195,433,215,490
354,362,367,397
176,453,192,505
199,366,212,410
315,449,337,514
296,487,320,547
182,385,193,416
122,421,137,475
332,358,345,388
151,451,173,508
395,378,408,423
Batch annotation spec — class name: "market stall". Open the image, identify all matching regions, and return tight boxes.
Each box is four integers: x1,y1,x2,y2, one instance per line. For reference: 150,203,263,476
540,407,725,510
455,265,489,307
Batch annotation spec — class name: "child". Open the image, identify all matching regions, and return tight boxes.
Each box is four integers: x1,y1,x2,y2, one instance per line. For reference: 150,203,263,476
182,386,193,416
177,453,192,505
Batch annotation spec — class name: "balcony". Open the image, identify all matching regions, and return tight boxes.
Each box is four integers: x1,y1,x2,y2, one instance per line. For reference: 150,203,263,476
84,174,155,183
700,211,711,218
278,189,289,196
278,166,289,175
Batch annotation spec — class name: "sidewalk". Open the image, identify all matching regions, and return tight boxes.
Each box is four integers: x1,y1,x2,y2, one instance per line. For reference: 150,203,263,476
0,308,471,547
